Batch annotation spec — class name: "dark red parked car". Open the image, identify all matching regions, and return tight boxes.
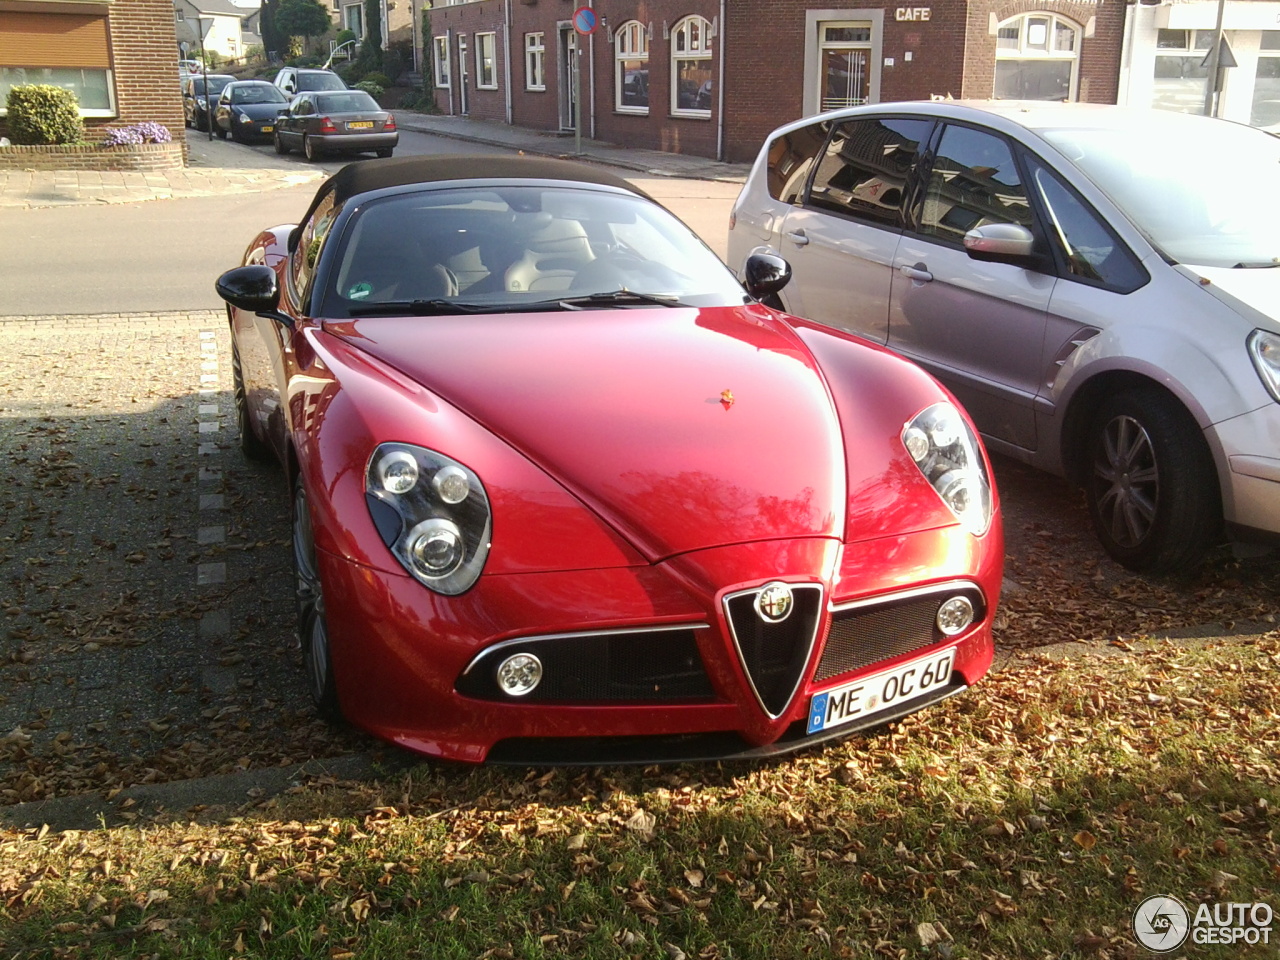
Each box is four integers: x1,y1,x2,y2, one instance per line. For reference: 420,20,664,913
215,156,1003,764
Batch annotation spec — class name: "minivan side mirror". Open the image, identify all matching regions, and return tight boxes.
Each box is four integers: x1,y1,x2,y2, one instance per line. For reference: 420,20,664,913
742,252,792,301
963,223,1037,264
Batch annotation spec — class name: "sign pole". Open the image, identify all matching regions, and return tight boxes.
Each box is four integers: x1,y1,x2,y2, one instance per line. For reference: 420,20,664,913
571,6,597,157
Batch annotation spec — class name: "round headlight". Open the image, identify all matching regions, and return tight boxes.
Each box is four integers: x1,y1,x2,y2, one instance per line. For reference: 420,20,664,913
928,416,960,449
496,653,542,696
937,470,975,516
406,518,463,578
902,425,930,462
377,450,419,494
432,464,470,504
936,596,975,636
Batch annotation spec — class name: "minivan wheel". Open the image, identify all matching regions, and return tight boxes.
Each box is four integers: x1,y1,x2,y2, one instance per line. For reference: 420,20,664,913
1083,388,1220,574
294,478,342,721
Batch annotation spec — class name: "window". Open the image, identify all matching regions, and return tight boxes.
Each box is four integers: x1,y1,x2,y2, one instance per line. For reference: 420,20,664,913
291,189,340,305
818,23,871,110
765,121,831,203
918,125,1032,244
343,3,363,38
671,15,712,117
476,32,496,89
1252,31,1280,130
434,35,450,88
615,20,648,113
994,13,1079,101
525,32,544,91
176,9,185,21
807,117,930,227
1152,28,1212,114
0,12,115,117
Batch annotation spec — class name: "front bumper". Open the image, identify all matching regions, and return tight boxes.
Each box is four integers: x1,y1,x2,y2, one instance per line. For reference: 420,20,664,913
318,518,1002,764
1210,401,1280,541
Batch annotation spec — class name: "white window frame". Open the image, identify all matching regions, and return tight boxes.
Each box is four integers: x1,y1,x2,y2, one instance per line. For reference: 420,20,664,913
525,32,545,91
994,12,1080,101
476,31,497,90
614,19,649,114
0,67,117,118
670,15,712,118
433,35,450,88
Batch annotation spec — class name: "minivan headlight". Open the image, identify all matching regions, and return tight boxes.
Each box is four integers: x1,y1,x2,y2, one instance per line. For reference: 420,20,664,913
1248,329,1280,403
902,402,993,536
365,443,491,595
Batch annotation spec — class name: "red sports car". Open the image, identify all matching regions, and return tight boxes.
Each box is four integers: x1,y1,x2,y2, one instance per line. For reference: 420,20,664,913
215,156,1003,764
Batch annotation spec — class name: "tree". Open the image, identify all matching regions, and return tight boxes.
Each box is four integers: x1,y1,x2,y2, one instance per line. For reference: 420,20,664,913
275,0,332,54
356,0,383,73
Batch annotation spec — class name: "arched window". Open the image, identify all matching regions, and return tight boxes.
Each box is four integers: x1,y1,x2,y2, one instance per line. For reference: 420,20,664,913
671,15,713,117
994,13,1080,101
615,20,648,113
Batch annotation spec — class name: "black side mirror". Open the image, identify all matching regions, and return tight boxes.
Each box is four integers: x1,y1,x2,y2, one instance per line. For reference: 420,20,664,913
215,265,290,325
742,252,792,301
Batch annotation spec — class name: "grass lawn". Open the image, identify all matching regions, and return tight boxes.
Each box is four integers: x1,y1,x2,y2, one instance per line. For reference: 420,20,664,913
2,633,1277,960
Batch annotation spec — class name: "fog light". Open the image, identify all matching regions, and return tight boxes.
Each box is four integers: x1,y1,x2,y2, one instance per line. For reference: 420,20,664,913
936,596,975,636
432,464,470,504
496,652,542,696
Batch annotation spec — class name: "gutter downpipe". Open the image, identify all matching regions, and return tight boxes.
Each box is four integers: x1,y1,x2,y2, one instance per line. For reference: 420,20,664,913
503,0,513,125
1118,0,1136,106
447,28,455,116
716,0,726,161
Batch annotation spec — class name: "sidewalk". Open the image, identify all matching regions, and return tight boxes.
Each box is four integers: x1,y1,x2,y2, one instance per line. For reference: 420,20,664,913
0,113,750,210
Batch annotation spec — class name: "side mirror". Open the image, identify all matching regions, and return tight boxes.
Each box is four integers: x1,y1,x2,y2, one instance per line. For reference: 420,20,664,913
742,252,792,301
963,223,1036,263
215,265,290,325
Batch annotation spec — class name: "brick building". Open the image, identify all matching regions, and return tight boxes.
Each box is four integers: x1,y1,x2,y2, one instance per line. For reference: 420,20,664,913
426,0,1126,162
1,0,186,142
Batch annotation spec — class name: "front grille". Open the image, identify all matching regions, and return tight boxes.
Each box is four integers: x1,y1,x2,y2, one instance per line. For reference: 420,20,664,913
724,584,823,717
815,586,985,683
457,627,715,703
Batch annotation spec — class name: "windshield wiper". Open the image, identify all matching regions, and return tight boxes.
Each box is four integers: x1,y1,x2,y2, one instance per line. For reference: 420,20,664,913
554,290,684,309
346,299,492,317
1231,260,1280,269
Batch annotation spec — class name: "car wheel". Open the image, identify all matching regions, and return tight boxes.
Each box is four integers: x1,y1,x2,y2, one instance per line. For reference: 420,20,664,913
1083,387,1221,574
303,135,319,162
214,124,227,140
294,477,342,720
231,341,272,462
274,131,289,155
376,148,393,159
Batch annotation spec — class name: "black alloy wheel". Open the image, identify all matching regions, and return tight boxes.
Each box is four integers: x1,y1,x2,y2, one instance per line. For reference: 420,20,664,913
231,340,272,462
294,478,342,720
1084,387,1220,574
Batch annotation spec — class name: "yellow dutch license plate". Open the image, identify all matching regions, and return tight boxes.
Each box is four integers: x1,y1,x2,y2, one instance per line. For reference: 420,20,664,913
261,125,274,133
348,121,374,129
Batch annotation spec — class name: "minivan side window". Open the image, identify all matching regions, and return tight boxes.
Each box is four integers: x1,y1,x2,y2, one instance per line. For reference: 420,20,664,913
805,117,931,228
1025,157,1148,293
765,121,830,204
918,124,1033,243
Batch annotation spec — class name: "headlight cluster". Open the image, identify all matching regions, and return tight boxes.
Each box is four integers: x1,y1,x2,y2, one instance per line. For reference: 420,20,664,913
902,402,993,536
1248,329,1280,403
365,443,491,595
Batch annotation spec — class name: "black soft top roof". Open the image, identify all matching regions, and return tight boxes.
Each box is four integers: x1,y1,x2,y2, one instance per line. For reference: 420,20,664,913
292,155,648,247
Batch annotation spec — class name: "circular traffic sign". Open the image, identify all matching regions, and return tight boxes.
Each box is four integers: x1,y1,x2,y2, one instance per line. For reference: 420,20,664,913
572,6,597,35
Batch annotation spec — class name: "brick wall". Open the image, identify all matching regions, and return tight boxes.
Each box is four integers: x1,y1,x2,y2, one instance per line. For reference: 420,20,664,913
0,141,185,169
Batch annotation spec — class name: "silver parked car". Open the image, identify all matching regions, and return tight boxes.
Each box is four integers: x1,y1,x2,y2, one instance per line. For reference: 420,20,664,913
273,90,398,161
729,102,1280,573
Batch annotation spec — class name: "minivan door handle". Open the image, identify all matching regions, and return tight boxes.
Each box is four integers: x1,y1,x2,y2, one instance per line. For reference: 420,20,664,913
783,229,810,247
899,263,933,282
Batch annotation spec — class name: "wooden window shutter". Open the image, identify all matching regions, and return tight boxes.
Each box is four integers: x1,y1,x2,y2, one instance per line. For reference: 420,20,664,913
0,12,111,68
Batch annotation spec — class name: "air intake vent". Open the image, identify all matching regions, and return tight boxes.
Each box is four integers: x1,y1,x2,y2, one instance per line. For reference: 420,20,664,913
724,584,823,718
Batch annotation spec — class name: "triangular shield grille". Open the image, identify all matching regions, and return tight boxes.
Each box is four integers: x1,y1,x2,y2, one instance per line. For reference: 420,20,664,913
723,584,823,718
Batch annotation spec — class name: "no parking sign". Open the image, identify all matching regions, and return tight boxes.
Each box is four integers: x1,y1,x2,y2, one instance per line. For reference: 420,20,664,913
572,6,597,35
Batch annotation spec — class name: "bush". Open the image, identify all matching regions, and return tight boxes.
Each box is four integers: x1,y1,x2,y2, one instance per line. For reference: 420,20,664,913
288,54,322,68
101,122,173,146
381,49,404,85
398,87,436,112
335,62,363,83
354,79,384,99
5,84,85,145
360,72,391,89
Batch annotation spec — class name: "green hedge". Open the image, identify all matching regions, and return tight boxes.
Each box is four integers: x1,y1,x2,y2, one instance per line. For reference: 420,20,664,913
5,84,85,145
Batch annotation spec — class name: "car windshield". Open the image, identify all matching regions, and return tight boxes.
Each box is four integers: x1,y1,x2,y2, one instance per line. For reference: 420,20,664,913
194,77,231,95
1042,114,1280,268
320,185,749,318
316,92,380,113
231,85,287,104
299,73,345,92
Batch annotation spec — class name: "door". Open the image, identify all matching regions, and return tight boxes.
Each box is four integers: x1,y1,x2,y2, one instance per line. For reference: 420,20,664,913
457,35,469,115
558,26,578,131
777,116,932,343
889,122,1055,451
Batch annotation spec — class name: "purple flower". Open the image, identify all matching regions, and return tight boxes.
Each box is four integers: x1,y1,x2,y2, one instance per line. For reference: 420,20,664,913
101,122,174,146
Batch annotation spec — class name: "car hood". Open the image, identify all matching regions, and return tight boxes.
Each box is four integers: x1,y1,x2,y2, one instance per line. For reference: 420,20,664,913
1184,265,1280,331
326,306,846,561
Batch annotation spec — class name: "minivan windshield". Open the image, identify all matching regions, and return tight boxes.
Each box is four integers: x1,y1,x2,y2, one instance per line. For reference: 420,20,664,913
1042,115,1280,268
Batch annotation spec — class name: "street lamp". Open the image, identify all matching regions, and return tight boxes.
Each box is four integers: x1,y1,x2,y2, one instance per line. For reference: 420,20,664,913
196,16,214,141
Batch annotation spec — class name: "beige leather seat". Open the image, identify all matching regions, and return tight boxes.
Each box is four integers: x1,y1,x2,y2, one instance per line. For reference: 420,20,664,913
504,216,595,293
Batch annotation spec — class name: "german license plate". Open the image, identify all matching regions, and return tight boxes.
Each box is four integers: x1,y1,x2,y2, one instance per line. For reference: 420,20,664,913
807,647,955,734
261,125,274,133
348,121,373,129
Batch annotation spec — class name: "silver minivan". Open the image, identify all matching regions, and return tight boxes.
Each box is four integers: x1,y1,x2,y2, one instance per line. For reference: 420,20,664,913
728,102,1280,573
